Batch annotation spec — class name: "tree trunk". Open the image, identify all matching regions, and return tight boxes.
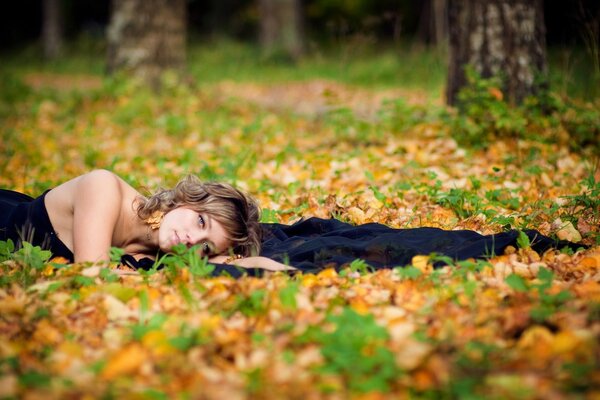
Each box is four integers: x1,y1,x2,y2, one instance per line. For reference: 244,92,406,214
106,0,186,88
446,0,547,106
259,0,304,60
42,0,63,59
417,0,448,46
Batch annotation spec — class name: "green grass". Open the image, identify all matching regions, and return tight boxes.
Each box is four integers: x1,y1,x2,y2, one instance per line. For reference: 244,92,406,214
1,36,598,100
187,38,447,92
548,46,600,100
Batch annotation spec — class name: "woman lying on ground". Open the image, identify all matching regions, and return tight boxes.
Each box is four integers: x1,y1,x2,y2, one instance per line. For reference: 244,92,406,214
1,170,579,277
0,169,291,273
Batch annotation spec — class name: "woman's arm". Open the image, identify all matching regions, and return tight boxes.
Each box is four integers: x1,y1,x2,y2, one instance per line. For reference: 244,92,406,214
209,255,296,271
71,170,124,263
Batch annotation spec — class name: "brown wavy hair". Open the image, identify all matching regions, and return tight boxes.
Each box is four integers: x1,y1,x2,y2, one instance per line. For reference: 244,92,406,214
136,176,261,256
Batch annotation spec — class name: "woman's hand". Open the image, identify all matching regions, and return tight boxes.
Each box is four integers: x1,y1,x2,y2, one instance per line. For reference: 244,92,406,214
209,255,296,271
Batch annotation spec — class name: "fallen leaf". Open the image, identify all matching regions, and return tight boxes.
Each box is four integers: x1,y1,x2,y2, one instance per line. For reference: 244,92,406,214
101,343,148,380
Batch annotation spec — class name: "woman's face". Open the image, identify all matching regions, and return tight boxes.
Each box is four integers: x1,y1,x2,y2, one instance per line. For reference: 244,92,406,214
158,207,231,256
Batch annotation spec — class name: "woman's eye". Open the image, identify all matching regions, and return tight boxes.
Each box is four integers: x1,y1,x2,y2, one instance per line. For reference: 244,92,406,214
198,215,205,227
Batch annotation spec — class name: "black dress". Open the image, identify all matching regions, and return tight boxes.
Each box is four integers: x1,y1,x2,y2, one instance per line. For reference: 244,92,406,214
0,189,73,261
259,217,575,272
0,189,576,277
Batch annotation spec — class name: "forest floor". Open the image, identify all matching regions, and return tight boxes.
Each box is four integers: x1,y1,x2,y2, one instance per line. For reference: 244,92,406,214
0,66,599,399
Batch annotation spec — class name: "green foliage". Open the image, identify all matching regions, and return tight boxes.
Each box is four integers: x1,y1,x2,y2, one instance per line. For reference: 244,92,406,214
103,283,137,303
0,239,15,263
99,268,119,283
379,99,435,134
12,242,52,271
72,275,95,288
231,289,268,317
516,231,531,249
279,281,300,310
457,340,500,373
435,187,483,219
168,324,206,351
449,68,527,147
448,68,600,152
562,171,600,237
505,267,573,322
19,370,51,388
109,247,125,264
0,241,52,288
160,243,215,282
505,273,529,292
0,71,31,119
530,267,572,323
395,265,423,280
141,389,169,400
131,313,169,341
260,208,279,223
314,307,399,393
339,258,373,277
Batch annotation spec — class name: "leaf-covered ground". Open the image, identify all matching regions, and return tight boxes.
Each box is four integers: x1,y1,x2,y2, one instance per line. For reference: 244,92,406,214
1,70,599,399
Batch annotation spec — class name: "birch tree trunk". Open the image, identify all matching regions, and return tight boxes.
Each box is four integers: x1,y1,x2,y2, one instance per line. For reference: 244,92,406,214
42,0,63,59
106,0,186,88
446,0,547,105
259,0,304,60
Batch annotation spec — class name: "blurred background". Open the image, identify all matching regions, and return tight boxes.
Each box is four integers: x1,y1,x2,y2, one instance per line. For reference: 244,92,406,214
1,0,599,100
2,1,597,50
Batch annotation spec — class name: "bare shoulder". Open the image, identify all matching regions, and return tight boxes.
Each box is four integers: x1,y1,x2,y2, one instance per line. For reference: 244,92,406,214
78,169,129,189
45,170,139,217
44,170,143,261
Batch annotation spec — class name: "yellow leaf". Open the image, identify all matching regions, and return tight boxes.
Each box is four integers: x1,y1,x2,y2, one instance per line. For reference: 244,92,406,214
552,218,582,242
552,331,579,354
347,206,366,224
0,299,25,315
412,255,431,273
42,264,55,277
517,326,554,365
349,298,369,315
101,343,147,380
301,274,318,288
142,330,173,356
317,268,338,279
33,319,62,345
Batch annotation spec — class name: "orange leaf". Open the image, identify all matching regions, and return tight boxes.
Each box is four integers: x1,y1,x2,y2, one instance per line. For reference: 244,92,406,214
50,256,70,264
101,343,147,380
579,255,600,268
488,87,503,100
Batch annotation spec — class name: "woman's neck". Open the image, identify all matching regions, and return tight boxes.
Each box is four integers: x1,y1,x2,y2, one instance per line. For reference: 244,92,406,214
114,195,160,258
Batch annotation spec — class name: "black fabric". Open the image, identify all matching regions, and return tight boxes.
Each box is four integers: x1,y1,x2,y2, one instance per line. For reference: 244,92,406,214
0,189,74,261
259,217,577,273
